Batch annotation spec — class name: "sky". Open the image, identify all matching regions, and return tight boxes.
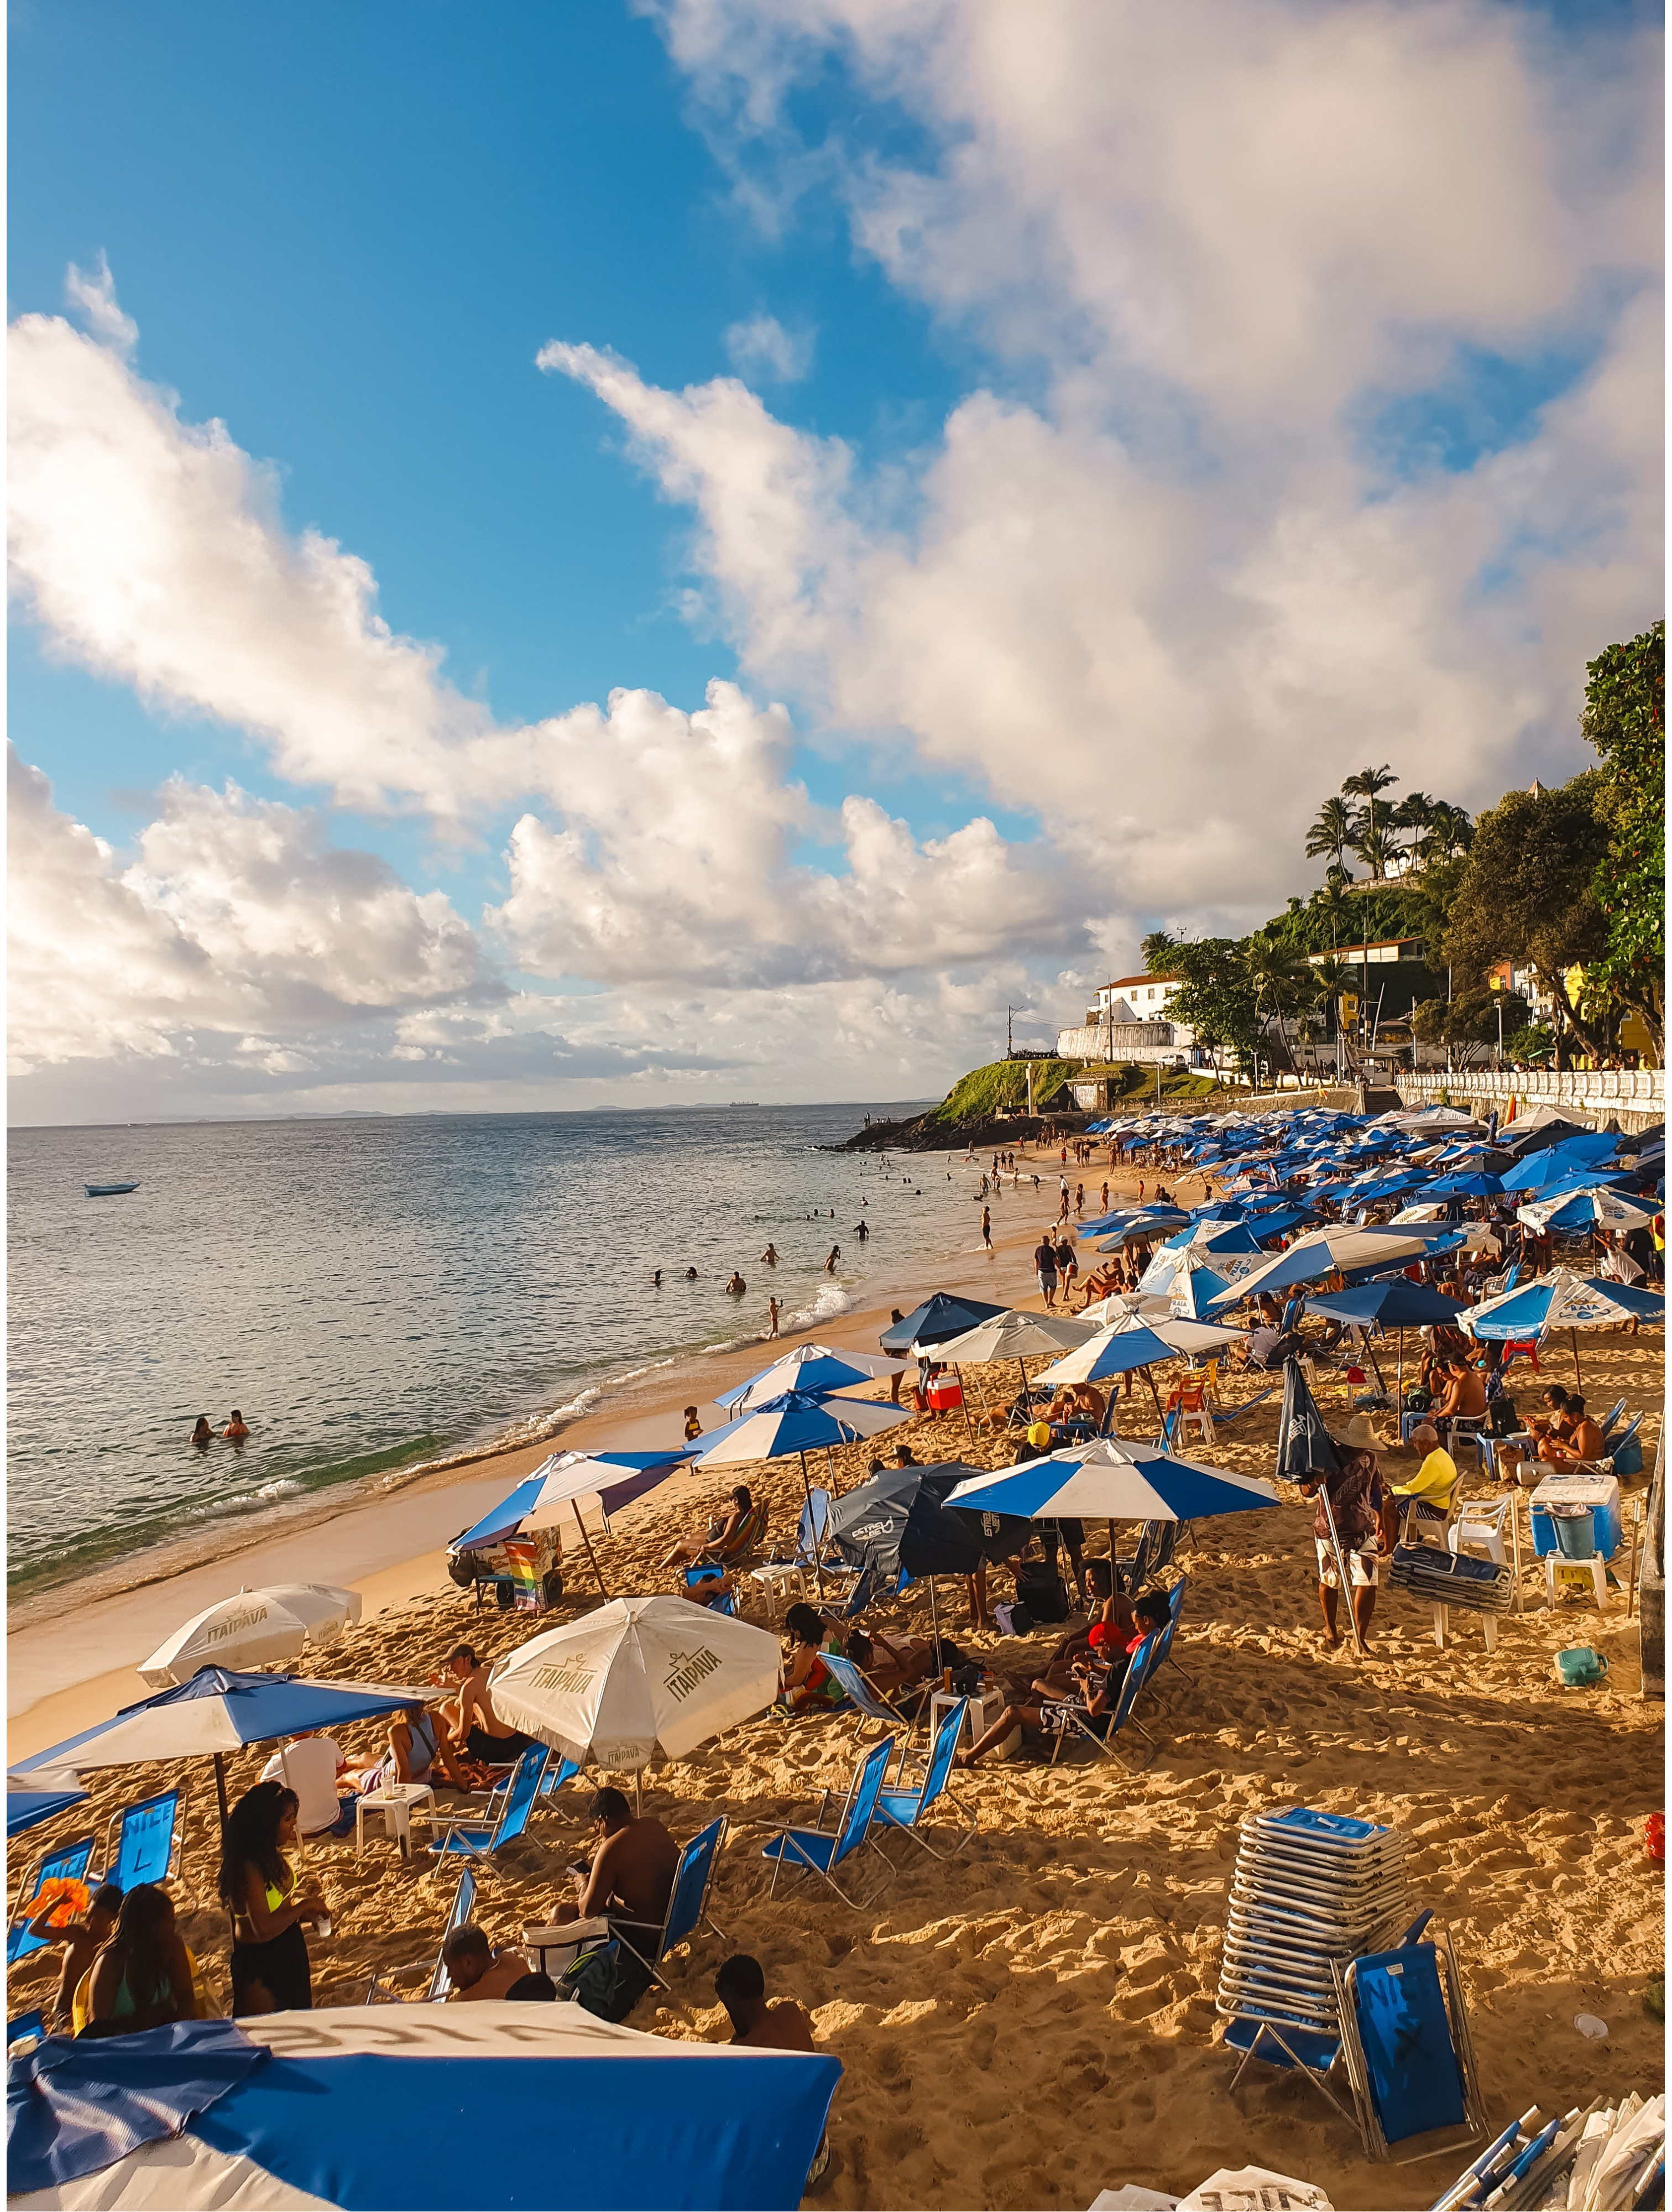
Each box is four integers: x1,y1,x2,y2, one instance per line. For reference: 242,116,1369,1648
8,0,1663,1124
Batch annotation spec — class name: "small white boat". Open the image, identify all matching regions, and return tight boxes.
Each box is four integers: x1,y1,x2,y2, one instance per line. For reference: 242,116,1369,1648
85,1181,140,1198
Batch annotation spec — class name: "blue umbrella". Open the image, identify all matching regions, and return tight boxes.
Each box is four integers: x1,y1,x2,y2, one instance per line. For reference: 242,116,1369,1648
1499,1146,1618,1194
944,1436,1280,1522
879,1292,1006,1353
6,1776,89,1838
1034,1322,1177,1389
1426,1171,1503,1197
716,1343,906,1413
689,1389,911,1592
1303,1280,1465,1328
1462,1266,1664,1387
12,1667,424,1825
450,1447,694,1597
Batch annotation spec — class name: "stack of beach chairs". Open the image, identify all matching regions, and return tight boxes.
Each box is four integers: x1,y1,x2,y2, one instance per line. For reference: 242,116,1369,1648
1216,1806,1410,2043
1388,1543,1514,1618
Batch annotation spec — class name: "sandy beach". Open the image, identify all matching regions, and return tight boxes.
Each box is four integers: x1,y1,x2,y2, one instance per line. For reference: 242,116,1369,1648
6,1136,1664,2211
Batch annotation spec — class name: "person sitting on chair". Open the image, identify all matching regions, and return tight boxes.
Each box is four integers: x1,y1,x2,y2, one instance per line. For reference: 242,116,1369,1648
552,1787,679,2018
442,1924,555,2002
28,1881,123,2034
844,1626,934,1701
1390,1423,1459,1542
661,1485,756,1570
81,1886,196,2039
781,1601,847,1712
715,1955,830,2183
1537,1395,1607,1469
955,1591,1169,1766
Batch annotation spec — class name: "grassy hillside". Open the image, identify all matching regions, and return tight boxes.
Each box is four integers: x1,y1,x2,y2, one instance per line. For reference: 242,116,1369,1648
927,1058,1218,1125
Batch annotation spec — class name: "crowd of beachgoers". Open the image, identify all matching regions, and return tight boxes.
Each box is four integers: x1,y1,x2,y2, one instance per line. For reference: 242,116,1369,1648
8,1100,1665,2210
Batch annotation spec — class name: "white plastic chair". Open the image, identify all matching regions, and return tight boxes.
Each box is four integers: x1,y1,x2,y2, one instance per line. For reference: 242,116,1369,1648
1169,1381,1215,1446
1445,1495,1516,1651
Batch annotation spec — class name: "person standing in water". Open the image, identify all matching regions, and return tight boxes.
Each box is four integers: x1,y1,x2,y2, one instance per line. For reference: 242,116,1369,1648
760,1243,780,1266
824,1245,840,1274
190,1416,213,1447
767,1296,781,1339
223,1410,249,1442
981,1207,992,1249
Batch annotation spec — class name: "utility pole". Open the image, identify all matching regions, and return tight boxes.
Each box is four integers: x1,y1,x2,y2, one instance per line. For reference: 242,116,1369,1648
1007,1004,1014,1058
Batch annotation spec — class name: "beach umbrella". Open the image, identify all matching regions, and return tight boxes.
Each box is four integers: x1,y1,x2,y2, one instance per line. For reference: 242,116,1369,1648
715,1342,907,1413
1461,1267,1665,1386
826,1464,1033,1645
8,2006,840,2212
879,1292,1006,1353
943,1436,1280,1523
488,1595,781,1770
1273,1358,1341,1484
934,1306,1098,1422
138,1584,364,1689
1212,1224,1464,1308
1301,1277,1466,1397
1426,1171,1504,1197
1517,1186,1656,1236
1170,1265,1232,1319
12,1667,424,1827
6,1772,89,1838
1499,1144,1619,1195
1078,1290,1175,1327
1035,1322,1176,1388
689,1389,910,1590
450,1448,693,1598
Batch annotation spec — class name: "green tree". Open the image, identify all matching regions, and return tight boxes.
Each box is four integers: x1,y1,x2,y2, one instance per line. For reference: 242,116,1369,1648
1144,931,1262,1072
1580,619,1664,1056
1392,790,1434,863
1441,774,1611,1066
1412,989,1529,1068
1341,765,1399,880
1304,796,1355,873
1350,817,1398,883
1420,800,1474,862
1242,928,1321,1064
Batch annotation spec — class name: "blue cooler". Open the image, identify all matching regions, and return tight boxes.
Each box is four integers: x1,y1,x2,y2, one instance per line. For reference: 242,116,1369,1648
1530,1470,1622,1562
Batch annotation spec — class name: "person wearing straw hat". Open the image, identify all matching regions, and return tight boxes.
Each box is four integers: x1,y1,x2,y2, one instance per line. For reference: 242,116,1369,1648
1297,1448,1390,1650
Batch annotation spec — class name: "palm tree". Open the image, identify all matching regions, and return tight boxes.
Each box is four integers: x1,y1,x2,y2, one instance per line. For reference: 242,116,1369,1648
1242,930,1320,1068
1341,764,1399,808
1351,818,1398,882
1304,796,1355,873
1420,801,1474,860
1393,791,1434,865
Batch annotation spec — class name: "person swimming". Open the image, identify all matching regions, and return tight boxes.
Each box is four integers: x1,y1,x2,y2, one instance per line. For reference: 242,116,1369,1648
223,1410,249,1441
191,1415,213,1447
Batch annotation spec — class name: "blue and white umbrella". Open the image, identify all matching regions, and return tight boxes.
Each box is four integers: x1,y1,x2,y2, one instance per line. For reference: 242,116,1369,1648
691,1389,909,1470
1034,1322,1177,1388
6,1772,88,1839
715,1342,907,1413
1517,1186,1656,1236
12,1667,424,1825
944,1436,1280,1523
8,2007,839,2210
451,1447,694,1594
1462,1267,1664,1342
1210,1223,1461,1308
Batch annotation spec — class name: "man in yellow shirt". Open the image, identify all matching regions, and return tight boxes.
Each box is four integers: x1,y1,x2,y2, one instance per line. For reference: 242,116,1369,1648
1391,1422,1459,1542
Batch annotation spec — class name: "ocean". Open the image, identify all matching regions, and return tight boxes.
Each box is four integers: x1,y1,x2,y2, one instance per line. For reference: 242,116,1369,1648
6,1103,996,1598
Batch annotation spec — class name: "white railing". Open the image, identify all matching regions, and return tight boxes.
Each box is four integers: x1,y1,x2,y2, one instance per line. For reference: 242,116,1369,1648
1396,1070,1663,1108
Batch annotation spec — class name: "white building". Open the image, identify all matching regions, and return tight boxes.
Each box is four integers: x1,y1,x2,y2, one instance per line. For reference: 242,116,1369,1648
1057,973,1196,1063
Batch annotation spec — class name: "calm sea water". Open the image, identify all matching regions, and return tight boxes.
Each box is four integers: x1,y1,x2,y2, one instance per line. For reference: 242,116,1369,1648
6,1104,987,1595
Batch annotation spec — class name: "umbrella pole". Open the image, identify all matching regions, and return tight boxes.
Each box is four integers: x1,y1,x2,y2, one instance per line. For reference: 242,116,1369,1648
1365,1332,1387,1395
1145,1366,1165,1433
955,1365,976,1453
928,1573,942,1663
572,1501,612,1599
800,1453,827,1601
213,1751,230,1830
1570,1327,1582,1390
1397,1328,1403,1402
826,1446,839,1499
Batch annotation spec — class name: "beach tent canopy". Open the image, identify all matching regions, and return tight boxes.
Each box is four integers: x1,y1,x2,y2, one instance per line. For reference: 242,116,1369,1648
12,1670,424,1781
944,1437,1279,1524
715,1343,906,1413
879,1293,1006,1353
1300,1281,1465,1329
7,2006,839,2211
1462,1268,1665,1341
488,1595,780,1769
6,1772,89,1838
451,1448,692,1554
827,1463,1032,1581
139,1584,363,1690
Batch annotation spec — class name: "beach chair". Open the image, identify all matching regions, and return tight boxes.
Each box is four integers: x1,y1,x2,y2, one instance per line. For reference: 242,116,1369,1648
1335,1922,1486,2163
1166,1380,1214,1445
364,1866,477,2003
1596,1397,1629,1445
7,1836,96,1966
682,1566,739,1615
1211,1381,1279,1430
538,1754,582,1807
701,1499,769,1569
611,1817,728,1992
759,1736,897,1908
1049,1632,1158,1770
819,1652,917,1742
7,2012,46,2052
424,1743,549,1863
93,1789,182,1895
1140,1577,1192,1693
873,1699,972,1861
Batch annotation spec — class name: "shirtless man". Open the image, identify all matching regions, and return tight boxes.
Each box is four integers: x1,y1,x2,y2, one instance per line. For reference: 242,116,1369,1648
1431,1357,1487,1449
844,1626,933,1699
760,1243,780,1266
715,1953,816,2051
1538,1394,1607,1469
724,1272,747,1297
555,1788,678,1937
429,1645,531,1767
442,1924,551,2002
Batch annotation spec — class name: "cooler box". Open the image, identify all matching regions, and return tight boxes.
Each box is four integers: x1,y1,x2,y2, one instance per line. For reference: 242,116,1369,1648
1530,1470,1622,1561
926,1377,964,1412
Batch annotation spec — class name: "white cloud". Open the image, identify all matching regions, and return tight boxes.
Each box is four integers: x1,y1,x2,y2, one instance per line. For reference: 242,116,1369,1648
724,312,815,382
64,251,138,356
7,749,490,1073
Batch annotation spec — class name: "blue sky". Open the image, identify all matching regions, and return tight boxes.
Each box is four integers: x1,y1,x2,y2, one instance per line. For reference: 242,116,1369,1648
8,1,1660,1120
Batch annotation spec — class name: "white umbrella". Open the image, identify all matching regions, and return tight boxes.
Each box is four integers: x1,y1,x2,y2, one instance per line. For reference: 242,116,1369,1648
1079,1290,1175,1327
489,1595,782,1770
139,1590,316,1688
934,1309,1096,1362
258,1584,362,1644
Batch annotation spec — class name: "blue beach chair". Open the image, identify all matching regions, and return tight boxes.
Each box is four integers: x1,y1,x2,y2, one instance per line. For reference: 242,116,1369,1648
96,1790,182,1893
819,1652,915,1740
539,1755,582,1805
425,1744,549,1863
7,1836,96,1966
760,1736,897,1907
613,1817,728,1991
1051,1632,1159,1770
7,2012,46,2052
365,1866,477,2004
1223,2012,1354,2124
682,1566,739,1615
1142,1577,1192,1692
874,1699,971,1861
1335,1923,1486,2162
